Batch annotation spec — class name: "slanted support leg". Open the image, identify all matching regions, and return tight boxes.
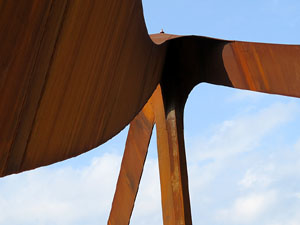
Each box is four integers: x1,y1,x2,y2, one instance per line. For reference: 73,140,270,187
152,85,192,225
108,99,155,225
108,84,192,225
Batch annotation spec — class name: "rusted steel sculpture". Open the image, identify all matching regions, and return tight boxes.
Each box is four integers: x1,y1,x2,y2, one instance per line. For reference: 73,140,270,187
1,0,300,224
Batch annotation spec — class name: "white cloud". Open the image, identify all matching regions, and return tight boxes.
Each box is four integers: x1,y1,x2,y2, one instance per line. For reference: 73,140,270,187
294,138,300,152
239,166,274,189
185,99,300,224
0,151,162,225
130,157,162,225
189,102,299,162
0,153,122,225
227,89,264,103
0,91,300,225
216,191,277,224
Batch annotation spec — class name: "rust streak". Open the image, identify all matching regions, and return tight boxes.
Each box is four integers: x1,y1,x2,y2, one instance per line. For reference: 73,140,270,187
152,85,192,225
251,45,270,91
232,42,256,90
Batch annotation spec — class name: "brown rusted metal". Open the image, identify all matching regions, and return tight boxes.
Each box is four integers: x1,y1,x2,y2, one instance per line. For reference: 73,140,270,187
1,2,300,177
108,97,155,225
108,85,192,225
0,0,167,177
108,34,300,225
2,1,300,225
154,33,300,99
221,42,300,98
152,85,192,225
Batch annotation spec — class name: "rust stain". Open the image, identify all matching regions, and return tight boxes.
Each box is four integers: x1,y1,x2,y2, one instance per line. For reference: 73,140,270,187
0,0,165,176
231,42,257,90
1,2,300,225
2,3,300,177
251,44,270,91
152,85,192,225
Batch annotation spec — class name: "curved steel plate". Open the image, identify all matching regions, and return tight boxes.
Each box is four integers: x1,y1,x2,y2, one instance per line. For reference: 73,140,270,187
0,0,166,176
1,1,300,177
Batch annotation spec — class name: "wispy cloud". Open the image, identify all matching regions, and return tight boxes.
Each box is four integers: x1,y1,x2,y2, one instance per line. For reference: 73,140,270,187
0,96,300,225
0,153,122,225
186,100,300,224
188,102,299,162
239,167,274,189
216,191,277,224
226,89,265,103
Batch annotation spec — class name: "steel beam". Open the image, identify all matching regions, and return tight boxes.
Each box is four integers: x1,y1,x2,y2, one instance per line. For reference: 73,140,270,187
152,86,192,225
108,99,155,225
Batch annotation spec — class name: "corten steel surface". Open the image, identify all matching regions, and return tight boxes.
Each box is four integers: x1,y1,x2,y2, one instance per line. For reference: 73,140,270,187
109,86,192,225
1,1,300,224
108,97,155,225
0,0,166,176
1,0,300,177
152,85,192,225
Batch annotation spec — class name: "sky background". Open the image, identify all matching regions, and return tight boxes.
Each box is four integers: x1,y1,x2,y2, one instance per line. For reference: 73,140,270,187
1,0,300,224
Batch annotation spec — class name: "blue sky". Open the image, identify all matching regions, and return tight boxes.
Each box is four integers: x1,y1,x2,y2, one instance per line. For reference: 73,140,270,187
1,1,300,225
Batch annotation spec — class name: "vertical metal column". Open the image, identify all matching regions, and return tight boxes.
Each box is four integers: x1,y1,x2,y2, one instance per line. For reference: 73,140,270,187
153,85,192,225
108,85,192,225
